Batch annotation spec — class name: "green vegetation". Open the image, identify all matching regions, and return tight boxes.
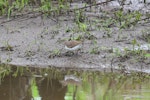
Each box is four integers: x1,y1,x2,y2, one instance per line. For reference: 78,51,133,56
89,39,100,54
141,29,150,43
49,49,61,58
0,0,145,35
0,0,70,18
2,40,13,51
0,64,11,83
0,0,145,29
115,10,142,29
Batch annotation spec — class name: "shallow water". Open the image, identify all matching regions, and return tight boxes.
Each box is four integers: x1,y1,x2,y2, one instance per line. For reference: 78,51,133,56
0,66,150,100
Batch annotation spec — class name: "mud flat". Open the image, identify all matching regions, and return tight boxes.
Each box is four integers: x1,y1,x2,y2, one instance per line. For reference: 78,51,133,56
0,0,150,73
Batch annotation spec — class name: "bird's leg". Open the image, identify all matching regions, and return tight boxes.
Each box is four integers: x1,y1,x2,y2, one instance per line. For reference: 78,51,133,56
66,51,74,56
75,49,81,55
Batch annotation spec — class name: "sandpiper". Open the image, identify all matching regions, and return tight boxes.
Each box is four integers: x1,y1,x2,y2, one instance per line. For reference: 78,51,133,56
64,40,82,54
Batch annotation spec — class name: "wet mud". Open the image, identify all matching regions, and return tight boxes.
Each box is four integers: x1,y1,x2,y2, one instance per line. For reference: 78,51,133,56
0,0,150,73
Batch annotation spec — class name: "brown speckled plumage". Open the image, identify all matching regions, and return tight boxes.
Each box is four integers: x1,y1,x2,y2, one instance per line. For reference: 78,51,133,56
64,40,82,48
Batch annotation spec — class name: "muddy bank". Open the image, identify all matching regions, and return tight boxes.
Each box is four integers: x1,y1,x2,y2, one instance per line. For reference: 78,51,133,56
0,0,150,73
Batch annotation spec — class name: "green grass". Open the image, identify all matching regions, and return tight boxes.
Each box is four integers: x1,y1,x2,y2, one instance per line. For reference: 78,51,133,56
0,0,70,18
115,10,142,29
0,0,145,31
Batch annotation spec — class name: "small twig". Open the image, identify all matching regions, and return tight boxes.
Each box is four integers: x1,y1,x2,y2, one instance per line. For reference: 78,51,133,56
0,11,57,24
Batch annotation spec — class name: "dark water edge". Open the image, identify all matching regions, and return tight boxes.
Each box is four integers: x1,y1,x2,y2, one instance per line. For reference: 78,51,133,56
0,64,150,100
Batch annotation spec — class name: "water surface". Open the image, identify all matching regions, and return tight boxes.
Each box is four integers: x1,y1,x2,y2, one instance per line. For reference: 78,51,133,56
0,66,150,100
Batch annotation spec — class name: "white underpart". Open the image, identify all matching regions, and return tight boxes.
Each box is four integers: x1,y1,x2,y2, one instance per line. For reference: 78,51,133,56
65,44,82,51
